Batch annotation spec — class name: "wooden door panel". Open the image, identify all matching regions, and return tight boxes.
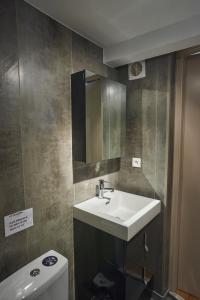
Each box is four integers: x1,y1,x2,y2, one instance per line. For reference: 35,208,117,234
178,54,200,298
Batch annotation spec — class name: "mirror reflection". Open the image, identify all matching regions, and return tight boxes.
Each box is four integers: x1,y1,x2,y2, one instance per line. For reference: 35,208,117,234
71,70,126,163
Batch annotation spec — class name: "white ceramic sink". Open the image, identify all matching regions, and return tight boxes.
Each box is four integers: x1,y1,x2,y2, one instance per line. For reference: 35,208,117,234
73,190,161,241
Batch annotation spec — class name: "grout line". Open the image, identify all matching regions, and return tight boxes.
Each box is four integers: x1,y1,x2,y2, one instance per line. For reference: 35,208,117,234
14,0,30,263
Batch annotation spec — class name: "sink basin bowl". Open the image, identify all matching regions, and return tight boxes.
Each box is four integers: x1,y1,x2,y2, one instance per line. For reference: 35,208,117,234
73,190,161,241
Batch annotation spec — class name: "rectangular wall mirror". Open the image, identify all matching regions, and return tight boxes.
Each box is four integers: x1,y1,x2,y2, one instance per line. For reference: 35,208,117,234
71,70,126,163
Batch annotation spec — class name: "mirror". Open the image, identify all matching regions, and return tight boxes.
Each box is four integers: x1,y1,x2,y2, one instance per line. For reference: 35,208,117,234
71,70,126,163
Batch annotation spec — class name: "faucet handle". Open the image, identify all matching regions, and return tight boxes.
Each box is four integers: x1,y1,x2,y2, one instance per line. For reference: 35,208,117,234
99,179,112,184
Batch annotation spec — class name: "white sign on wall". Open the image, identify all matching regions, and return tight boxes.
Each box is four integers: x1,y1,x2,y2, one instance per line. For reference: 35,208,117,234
4,208,33,237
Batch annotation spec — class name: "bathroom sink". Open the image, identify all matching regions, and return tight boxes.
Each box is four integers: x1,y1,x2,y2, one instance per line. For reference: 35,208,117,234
73,190,161,241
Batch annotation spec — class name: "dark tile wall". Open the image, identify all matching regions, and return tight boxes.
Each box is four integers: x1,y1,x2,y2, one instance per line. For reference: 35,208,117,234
117,55,175,294
0,0,28,281
0,1,118,299
15,1,75,296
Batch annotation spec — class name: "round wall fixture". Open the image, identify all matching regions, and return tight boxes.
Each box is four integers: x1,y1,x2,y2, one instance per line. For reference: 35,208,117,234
128,60,146,80
130,62,143,76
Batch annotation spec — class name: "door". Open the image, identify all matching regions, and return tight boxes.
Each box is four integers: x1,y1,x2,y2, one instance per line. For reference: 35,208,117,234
178,53,200,298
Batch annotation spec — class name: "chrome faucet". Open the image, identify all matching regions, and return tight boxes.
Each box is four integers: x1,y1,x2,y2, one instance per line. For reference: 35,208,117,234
96,179,114,203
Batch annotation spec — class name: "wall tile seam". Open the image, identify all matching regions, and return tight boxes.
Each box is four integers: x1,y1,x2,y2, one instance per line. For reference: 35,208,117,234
13,0,29,262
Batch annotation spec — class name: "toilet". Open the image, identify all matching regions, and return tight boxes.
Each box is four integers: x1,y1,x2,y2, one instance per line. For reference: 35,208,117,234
0,250,68,300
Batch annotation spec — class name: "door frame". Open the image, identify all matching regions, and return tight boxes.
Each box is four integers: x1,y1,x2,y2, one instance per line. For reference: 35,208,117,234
169,45,200,291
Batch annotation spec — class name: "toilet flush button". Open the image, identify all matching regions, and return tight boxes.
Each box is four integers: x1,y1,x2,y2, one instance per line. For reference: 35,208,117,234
42,256,58,267
30,268,40,277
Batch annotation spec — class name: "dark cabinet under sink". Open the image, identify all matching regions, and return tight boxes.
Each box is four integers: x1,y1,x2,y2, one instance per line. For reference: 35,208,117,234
74,216,161,300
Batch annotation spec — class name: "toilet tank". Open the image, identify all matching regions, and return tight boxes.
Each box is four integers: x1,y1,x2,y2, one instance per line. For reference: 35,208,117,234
0,250,68,300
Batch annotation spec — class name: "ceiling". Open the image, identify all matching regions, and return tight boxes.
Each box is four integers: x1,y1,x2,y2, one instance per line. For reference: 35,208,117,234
25,0,200,66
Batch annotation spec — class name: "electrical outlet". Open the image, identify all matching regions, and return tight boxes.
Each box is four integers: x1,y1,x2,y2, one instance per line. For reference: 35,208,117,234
132,157,141,168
